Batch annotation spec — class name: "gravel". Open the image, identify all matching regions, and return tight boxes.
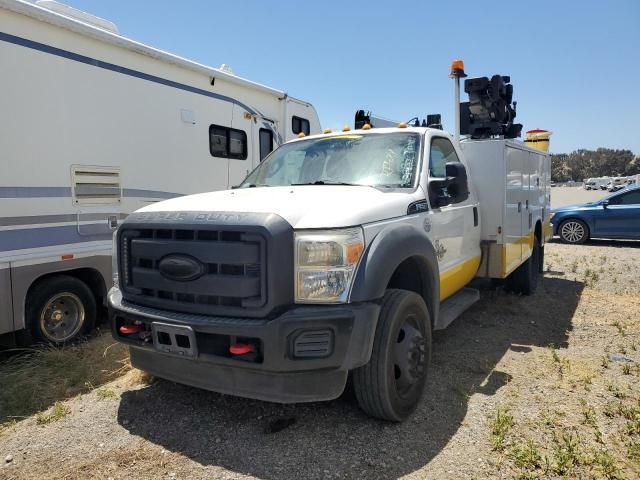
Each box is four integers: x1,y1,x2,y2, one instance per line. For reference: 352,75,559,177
1,206,638,479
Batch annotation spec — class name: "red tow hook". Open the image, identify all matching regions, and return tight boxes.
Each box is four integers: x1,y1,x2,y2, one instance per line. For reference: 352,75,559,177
119,324,143,335
229,343,256,355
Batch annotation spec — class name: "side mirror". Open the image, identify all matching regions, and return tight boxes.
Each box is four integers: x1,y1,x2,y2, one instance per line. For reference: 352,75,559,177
428,162,470,208
601,199,609,208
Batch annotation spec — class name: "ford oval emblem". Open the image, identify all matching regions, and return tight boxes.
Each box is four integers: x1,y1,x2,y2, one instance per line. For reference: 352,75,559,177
158,254,205,282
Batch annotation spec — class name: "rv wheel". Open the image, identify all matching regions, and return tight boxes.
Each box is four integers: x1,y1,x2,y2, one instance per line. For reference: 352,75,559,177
26,275,96,345
353,289,431,422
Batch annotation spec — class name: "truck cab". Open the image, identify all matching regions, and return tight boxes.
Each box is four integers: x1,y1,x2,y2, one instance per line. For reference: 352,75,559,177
109,126,486,420
109,71,549,422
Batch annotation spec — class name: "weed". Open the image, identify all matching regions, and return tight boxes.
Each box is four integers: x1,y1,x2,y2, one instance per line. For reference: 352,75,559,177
607,383,626,399
581,402,597,428
628,440,640,464
570,261,579,273
35,401,70,425
603,402,620,418
593,450,622,479
509,439,542,470
490,406,514,451
602,356,610,369
622,364,632,375
95,386,118,400
0,333,131,428
612,320,626,337
550,347,560,364
551,431,580,475
626,418,640,435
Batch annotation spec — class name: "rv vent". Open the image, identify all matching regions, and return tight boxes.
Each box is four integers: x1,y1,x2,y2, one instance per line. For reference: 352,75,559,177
71,166,121,205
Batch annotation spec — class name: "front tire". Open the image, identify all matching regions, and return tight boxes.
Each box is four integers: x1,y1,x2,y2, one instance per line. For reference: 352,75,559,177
26,275,96,345
353,289,431,422
559,219,589,244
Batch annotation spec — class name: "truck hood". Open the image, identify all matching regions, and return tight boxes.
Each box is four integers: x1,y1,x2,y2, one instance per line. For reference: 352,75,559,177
137,186,419,229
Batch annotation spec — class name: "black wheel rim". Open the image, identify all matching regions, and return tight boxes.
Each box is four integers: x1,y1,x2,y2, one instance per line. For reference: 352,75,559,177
392,313,426,398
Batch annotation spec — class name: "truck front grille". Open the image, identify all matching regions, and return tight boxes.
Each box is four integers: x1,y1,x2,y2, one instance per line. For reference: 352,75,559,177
119,227,266,315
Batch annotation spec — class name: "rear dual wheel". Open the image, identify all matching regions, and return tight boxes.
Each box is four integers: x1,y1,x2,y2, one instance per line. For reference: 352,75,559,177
353,289,431,422
506,236,541,295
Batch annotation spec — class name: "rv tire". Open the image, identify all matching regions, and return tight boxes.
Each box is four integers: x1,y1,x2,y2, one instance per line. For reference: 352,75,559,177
26,275,96,345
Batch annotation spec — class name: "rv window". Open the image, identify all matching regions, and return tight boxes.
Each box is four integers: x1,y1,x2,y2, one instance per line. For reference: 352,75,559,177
209,125,247,160
229,130,246,159
259,129,274,161
429,137,460,178
292,116,310,136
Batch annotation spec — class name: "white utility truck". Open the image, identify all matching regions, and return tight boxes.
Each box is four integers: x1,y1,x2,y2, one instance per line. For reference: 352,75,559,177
0,0,320,345
109,62,551,421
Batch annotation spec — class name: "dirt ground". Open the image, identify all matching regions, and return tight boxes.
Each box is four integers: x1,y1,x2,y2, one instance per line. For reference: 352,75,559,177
550,186,609,209
1,191,639,479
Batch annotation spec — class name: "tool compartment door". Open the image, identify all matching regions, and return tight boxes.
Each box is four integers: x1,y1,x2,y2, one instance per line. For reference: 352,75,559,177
503,145,525,276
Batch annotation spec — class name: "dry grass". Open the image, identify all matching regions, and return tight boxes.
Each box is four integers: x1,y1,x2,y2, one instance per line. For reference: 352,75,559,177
0,330,131,427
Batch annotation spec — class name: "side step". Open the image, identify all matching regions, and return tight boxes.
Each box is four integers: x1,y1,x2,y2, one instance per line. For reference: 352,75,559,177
434,287,480,330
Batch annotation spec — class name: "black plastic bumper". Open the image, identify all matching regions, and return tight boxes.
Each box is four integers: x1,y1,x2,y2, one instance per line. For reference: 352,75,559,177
108,288,379,403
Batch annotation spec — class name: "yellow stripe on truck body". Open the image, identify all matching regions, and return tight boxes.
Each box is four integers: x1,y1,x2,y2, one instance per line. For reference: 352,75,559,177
439,255,481,301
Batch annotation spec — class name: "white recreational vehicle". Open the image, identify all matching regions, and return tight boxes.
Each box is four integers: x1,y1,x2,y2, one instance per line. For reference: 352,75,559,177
0,0,320,344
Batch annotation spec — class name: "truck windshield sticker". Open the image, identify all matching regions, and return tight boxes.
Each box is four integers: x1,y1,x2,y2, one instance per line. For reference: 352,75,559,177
400,136,417,186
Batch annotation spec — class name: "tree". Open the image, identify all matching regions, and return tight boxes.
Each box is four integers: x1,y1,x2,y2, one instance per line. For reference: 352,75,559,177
550,148,636,182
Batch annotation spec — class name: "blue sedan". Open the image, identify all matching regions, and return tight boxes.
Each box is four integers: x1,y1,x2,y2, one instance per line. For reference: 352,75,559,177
552,185,640,243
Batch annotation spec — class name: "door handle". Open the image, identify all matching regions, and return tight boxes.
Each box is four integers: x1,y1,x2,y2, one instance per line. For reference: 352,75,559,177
526,200,529,210
518,202,522,213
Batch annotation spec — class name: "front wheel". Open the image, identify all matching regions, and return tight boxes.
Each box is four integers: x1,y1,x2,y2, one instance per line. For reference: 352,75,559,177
353,289,431,422
26,275,97,345
559,219,589,244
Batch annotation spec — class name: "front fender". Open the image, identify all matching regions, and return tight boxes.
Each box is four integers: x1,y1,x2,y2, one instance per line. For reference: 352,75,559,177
350,223,440,325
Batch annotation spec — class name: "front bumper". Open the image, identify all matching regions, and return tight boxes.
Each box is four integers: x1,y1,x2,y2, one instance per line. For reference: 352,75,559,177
108,288,379,403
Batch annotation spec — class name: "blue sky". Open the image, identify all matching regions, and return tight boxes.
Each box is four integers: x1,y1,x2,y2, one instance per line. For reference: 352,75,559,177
62,0,639,154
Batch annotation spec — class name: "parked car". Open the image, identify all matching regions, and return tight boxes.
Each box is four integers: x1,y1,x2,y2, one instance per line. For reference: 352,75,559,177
551,186,640,243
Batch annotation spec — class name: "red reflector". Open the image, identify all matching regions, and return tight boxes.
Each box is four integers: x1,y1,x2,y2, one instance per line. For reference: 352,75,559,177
229,343,255,355
61,254,74,260
119,325,143,334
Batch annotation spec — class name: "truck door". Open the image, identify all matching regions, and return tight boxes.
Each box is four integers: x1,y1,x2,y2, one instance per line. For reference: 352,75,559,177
427,136,481,300
504,146,524,274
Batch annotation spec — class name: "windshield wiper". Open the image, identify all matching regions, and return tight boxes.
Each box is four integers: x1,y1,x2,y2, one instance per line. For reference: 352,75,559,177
243,183,270,188
291,180,361,186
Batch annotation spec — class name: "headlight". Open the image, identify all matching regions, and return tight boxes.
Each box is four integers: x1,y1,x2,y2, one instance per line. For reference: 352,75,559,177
550,212,556,221
295,227,365,303
112,230,119,287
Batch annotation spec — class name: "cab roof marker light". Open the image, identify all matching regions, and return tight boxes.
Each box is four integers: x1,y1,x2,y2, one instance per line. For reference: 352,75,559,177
398,122,408,128
342,125,351,132
298,132,306,138
362,124,372,130
323,128,332,134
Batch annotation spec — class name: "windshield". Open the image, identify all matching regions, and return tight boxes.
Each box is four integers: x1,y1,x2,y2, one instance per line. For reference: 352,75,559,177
240,132,421,188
